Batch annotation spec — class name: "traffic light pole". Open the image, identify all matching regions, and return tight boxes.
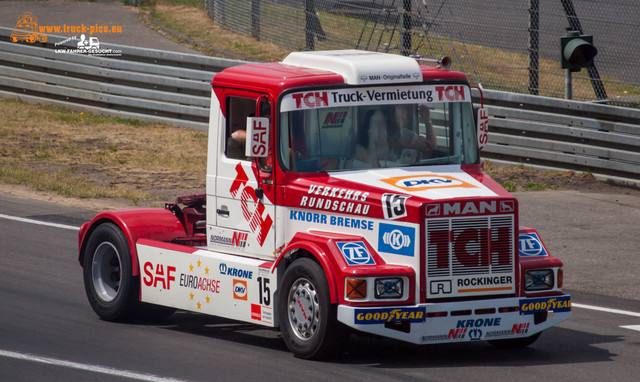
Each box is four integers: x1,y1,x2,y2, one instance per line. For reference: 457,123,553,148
565,69,572,99
560,0,607,100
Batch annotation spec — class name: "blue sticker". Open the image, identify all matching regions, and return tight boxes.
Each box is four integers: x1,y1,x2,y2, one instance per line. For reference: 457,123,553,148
337,241,375,265
378,223,415,257
519,232,548,257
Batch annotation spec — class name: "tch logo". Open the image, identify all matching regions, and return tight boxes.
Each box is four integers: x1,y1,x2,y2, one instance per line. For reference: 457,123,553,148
229,163,273,246
435,85,467,102
291,91,328,109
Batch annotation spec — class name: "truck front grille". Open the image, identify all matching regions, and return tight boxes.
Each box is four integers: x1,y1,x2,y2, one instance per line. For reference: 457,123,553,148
426,215,515,299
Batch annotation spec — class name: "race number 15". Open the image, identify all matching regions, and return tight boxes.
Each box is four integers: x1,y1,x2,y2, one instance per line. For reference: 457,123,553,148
257,277,271,306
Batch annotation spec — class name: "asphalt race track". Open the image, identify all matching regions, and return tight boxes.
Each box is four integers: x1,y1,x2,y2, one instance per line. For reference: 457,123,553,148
0,190,639,381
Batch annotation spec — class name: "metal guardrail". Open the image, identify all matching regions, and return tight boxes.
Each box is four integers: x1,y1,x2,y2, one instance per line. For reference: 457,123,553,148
1,27,639,184
0,27,247,130
478,89,640,184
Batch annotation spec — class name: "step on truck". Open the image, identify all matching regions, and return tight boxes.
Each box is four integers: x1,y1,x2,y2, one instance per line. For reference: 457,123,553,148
78,50,571,359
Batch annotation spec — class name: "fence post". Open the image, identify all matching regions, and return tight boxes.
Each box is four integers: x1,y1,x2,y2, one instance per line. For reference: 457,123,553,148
528,0,539,95
251,0,260,41
204,0,214,20
213,0,225,25
401,0,412,56
305,0,315,51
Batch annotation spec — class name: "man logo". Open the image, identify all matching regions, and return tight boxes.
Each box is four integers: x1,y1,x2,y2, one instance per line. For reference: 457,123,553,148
500,200,515,213
337,241,375,265
425,204,440,216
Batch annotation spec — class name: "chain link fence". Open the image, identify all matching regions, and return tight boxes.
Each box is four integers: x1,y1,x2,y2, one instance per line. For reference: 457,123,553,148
202,0,639,107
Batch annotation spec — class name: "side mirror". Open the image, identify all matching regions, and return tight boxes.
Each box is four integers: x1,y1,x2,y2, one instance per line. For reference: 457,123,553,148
474,107,489,151
245,117,270,157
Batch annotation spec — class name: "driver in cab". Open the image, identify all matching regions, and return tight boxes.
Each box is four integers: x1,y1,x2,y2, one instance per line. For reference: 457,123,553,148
356,104,435,167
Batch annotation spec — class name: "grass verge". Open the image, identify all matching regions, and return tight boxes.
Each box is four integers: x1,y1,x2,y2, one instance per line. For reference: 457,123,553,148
0,98,207,206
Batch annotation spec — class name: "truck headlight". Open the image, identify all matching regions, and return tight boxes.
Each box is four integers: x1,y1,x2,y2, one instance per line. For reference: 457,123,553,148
375,278,403,299
524,269,554,291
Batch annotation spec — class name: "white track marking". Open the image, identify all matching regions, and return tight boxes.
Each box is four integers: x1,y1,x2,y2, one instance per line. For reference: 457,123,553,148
0,349,188,382
572,303,640,318
573,303,640,332
1,217,188,380
0,213,79,231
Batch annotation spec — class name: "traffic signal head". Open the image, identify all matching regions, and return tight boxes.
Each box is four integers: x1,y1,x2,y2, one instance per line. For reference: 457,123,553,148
560,31,598,72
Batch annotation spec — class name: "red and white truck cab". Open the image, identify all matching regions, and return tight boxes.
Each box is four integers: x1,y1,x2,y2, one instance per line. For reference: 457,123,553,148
78,50,570,359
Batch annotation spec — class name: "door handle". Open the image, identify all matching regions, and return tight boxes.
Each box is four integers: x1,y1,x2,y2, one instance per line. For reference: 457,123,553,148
217,208,229,217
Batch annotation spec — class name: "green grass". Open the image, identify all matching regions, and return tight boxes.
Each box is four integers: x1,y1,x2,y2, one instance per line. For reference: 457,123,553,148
0,166,149,202
0,98,207,204
500,182,518,192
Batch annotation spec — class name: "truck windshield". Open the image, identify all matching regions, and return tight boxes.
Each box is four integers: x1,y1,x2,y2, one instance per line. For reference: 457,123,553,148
278,84,478,172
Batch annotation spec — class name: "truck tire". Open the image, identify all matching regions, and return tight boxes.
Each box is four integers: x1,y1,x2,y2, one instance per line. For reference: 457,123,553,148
83,223,139,322
488,332,541,348
278,258,345,359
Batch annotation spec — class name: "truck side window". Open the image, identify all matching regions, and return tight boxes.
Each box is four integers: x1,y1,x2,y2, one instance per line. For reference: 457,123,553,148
225,97,256,160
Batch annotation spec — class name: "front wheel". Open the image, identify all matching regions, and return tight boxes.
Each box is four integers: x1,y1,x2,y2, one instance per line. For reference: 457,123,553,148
83,223,139,321
278,258,345,359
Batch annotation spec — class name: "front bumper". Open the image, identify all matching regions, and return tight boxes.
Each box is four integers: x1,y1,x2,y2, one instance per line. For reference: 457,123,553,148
337,294,571,344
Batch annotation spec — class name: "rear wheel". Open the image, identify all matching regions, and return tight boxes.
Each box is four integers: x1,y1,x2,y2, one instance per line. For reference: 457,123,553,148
83,223,139,321
278,258,345,359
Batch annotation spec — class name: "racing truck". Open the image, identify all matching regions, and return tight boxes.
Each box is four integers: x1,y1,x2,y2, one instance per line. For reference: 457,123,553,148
78,50,571,359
